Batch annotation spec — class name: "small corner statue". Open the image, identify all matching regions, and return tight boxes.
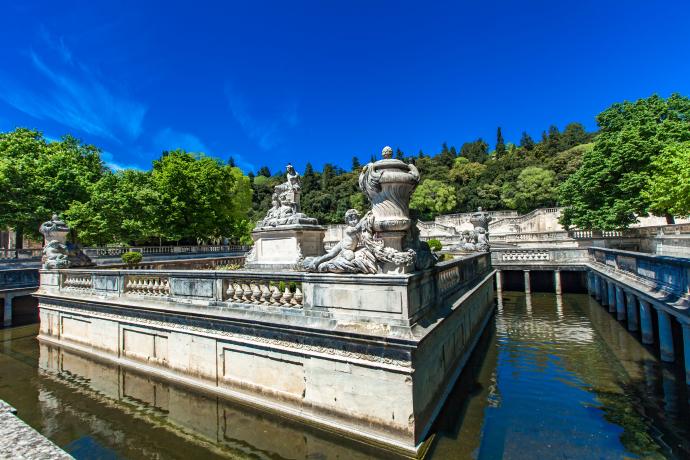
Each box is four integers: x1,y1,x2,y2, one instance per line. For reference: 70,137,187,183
255,163,318,228
452,207,492,252
39,214,93,269
303,146,437,274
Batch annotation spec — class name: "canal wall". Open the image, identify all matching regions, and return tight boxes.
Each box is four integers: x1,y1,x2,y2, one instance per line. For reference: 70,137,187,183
34,253,495,456
0,400,73,459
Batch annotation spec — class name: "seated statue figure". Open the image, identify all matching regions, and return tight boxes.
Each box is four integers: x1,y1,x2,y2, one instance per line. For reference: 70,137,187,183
475,227,490,251
303,209,377,274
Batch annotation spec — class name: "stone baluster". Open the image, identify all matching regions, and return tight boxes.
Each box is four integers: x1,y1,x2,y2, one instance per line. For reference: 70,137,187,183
281,287,293,305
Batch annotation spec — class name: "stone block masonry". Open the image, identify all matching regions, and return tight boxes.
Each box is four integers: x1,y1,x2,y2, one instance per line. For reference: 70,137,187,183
35,253,495,456
0,400,73,459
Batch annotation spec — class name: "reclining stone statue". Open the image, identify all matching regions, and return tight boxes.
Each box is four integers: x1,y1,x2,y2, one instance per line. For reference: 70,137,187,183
303,146,437,274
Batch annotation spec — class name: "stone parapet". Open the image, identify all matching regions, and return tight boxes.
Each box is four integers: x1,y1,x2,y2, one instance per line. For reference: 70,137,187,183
34,252,494,455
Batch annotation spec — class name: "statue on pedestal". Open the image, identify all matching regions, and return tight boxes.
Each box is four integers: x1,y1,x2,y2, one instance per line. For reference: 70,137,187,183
255,164,318,229
39,214,93,269
304,146,436,274
452,207,492,253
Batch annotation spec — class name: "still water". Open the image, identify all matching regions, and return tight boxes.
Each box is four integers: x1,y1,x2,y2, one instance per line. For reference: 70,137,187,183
1,292,689,459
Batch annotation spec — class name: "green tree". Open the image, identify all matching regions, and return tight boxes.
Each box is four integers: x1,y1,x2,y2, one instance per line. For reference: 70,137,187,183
351,156,361,171
449,157,486,184
559,122,589,151
502,166,557,213
0,128,104,246
643,141,690,219
149,150,251,243
495,127,506,157
560,94,690,229
410,179,457,220
460,138,489,163
519,132,535,150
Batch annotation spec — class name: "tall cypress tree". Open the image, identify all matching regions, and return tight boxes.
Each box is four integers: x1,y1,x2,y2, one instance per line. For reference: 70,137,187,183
519,132,535,150
351,156,361,171
496,127,506,157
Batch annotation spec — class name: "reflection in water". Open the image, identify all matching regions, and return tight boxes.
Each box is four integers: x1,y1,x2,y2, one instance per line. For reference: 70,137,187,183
1,292,689,459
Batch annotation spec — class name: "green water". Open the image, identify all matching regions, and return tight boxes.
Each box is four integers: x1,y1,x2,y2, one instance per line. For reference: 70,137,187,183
1,292,689,459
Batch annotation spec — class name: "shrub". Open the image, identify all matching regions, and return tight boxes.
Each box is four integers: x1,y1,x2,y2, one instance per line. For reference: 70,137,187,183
121,251,143,266
216,263,241,271
427,239,442,252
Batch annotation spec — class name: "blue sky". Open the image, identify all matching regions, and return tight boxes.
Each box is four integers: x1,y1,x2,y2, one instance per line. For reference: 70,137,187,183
2,1,690,174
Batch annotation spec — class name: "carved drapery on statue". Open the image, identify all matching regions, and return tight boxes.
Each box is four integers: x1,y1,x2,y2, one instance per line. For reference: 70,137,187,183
39,214,93,269
255,164,318,229
304,146,436,274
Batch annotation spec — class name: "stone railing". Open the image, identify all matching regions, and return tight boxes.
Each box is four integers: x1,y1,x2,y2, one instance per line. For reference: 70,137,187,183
38,252,493,326
490,247,589,269
490,231,571,242
0,248,43,261
589,247,690,298
102,255,245,271
0,268,39,291
82,244,249,258
0,245,249,263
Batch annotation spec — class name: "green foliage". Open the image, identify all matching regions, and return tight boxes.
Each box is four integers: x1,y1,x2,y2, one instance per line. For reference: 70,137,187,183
68,150,253,245
121,251,143,266
560,94,690,229
502,167,557,213
644,141,690,217
410,179,457,220
216,263,241,270
427,239,442,252
0,128,104,244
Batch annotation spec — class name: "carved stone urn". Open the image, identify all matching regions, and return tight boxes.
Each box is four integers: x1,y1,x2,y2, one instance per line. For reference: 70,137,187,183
359,146,420,251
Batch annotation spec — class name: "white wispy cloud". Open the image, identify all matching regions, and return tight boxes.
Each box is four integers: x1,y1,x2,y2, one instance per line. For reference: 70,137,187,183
153,127,256,172
0,33,146,143
153,127,208,153
100,151,144,172
224,85,299,151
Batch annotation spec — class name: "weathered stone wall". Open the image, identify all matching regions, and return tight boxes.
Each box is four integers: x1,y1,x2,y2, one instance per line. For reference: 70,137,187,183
35,254,495,455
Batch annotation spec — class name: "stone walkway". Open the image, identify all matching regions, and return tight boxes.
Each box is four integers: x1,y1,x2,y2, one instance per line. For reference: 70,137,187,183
0,400,73,459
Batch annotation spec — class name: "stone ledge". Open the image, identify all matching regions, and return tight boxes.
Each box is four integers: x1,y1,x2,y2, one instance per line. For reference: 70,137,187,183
0,400,73,459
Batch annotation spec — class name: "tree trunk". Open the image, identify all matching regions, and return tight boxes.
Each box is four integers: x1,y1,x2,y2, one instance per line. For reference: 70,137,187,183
15,227,24,250
665,213,675,225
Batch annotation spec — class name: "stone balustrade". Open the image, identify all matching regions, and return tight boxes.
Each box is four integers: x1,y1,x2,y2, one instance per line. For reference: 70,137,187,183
0,245,249,263
490,247,589,270
38,252,491,326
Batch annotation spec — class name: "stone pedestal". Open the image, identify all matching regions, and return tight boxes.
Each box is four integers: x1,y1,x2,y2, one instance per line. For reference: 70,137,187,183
245,224,325,270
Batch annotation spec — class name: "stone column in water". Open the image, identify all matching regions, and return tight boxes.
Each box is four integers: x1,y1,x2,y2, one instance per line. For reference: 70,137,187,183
607,282,616,313
2,293,13,327
615,285,626,321
682,323,690,385
554,270,562,295
625,291,639,332
639,299,654,344
594,275,601,301
524,270,531,294
600,279,609,306
657,309,674,362
496,270,503,295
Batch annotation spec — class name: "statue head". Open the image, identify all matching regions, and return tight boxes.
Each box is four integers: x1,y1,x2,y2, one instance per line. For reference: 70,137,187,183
286,163,295,174
476,227,486,234
477,207,482,212
344,209,360,226
381,146,393,159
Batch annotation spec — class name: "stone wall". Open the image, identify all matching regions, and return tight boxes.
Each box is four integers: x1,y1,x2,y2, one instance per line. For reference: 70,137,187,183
35,253,495,455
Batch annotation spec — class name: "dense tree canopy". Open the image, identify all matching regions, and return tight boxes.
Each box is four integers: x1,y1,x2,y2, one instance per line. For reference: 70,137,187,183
0,128,104,246
643,141,690,218
560,94,690,229
0,128,253,246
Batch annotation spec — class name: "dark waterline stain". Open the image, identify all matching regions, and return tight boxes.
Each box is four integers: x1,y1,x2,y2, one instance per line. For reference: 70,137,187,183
0,292,688,459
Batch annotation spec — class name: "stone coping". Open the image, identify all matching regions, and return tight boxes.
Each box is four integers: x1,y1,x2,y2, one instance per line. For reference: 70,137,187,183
0,400,73,459
590,246,690,264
